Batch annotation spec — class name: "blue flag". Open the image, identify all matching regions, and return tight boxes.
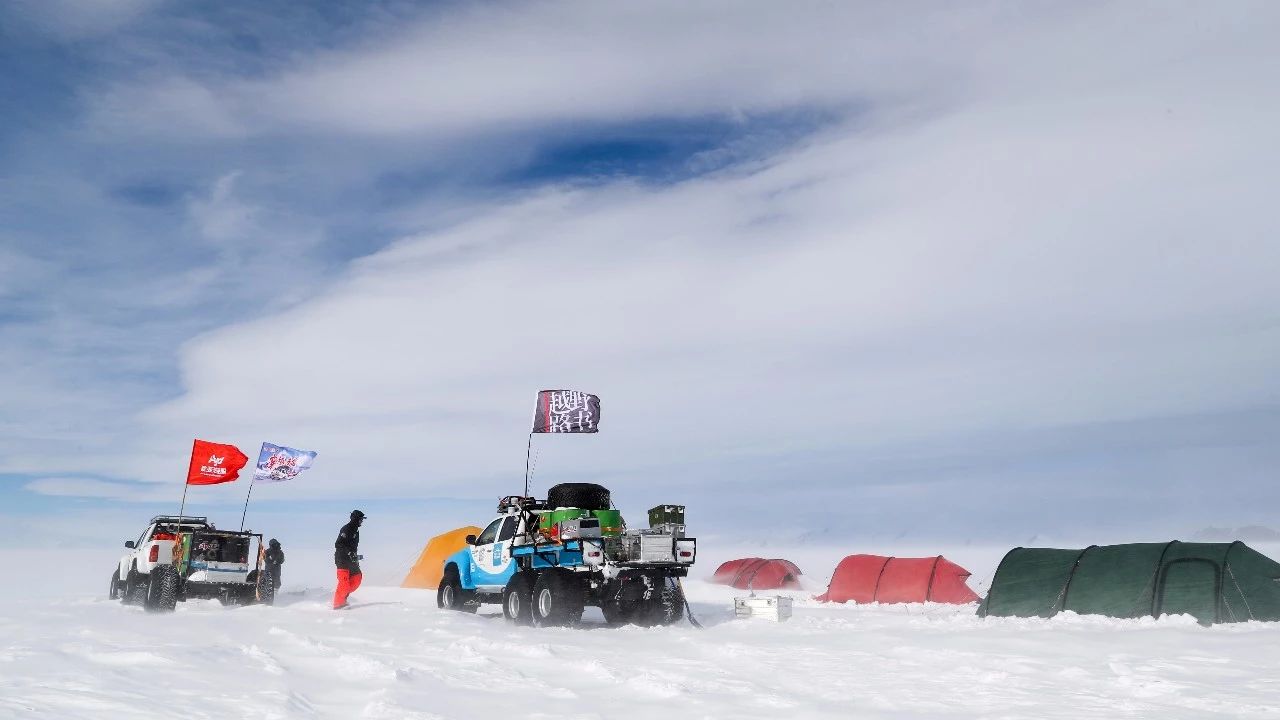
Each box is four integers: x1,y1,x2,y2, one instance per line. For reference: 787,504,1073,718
253,442,317,484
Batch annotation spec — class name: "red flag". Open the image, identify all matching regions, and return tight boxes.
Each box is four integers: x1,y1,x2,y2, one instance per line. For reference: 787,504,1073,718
186,439,249,485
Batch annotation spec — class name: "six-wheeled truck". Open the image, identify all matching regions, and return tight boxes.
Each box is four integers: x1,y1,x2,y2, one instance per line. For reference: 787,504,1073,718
437,483,697,627
110,515,274,612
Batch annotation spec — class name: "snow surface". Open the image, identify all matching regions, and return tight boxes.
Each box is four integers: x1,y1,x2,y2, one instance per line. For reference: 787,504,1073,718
3,547,1279,719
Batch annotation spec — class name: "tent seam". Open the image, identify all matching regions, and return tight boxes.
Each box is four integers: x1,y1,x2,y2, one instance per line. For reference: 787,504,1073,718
1058,545,1096,616
871,556,893,603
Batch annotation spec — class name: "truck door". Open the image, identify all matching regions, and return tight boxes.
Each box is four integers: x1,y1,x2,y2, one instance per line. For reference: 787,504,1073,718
469,519,504,588
121,525,151,578
492,516,518,573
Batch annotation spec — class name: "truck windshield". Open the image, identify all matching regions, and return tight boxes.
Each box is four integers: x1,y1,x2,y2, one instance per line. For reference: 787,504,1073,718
476,520,502,545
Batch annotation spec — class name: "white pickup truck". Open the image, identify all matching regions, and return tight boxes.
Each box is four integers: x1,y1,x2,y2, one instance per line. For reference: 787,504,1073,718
110,515,272,612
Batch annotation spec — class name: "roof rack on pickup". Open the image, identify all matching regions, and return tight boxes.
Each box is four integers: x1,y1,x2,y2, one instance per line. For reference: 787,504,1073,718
149,515,210,525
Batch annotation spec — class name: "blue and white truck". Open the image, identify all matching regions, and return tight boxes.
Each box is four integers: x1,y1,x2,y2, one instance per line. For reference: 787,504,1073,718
437,483,697,626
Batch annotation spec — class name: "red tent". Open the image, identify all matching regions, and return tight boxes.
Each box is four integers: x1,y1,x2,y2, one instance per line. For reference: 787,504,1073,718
711,558,803,590
816,555,979,604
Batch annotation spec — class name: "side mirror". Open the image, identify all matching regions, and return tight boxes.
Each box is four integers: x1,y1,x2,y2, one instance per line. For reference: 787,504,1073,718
465,535,477,546
124,541,136,549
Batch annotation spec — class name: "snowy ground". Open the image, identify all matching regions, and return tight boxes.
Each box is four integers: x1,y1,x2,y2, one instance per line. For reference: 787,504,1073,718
3,552,1280,720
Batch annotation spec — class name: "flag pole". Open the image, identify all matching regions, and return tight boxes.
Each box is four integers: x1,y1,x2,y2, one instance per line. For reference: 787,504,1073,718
523,432,533,497
239,480,255,531
177,438,195,524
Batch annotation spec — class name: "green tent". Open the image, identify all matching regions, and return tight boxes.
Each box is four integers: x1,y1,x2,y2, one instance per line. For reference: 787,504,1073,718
978,541,1280,624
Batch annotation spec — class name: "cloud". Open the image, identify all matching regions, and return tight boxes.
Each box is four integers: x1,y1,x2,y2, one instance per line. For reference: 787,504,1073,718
24,477,157,500
83,1,991,138
5,2,1280,539
126,54,1279,507
4,0,161,40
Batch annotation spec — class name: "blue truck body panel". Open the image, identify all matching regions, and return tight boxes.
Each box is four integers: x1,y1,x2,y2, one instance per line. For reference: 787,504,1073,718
447,540,593,591
512,540,586,569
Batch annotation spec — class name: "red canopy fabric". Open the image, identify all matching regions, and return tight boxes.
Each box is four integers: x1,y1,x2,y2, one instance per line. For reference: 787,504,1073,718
711,558,803,590
816,554,979,604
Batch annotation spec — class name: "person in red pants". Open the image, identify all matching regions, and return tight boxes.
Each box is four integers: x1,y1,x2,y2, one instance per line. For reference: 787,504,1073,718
333,509,365,609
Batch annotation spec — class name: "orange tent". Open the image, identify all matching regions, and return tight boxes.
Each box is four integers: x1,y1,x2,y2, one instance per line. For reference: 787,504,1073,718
401,526,481,589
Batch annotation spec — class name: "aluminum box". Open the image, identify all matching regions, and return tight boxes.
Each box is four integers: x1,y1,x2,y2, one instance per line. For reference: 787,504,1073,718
734,595,793,622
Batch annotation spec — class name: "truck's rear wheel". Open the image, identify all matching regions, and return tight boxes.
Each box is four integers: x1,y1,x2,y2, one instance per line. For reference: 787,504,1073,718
437,566,477,613
502,572,533,625
147,565,180,612
639,578,685,626
532,570,584,627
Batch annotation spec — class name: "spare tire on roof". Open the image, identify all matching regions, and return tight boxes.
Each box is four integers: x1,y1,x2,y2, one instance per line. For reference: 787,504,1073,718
546,483,611,511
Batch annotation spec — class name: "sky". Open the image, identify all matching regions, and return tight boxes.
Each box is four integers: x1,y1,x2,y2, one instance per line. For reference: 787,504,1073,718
2,1,1279,551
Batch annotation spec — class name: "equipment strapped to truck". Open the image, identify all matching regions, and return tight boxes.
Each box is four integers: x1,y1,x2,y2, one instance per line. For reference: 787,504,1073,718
437,483,697,627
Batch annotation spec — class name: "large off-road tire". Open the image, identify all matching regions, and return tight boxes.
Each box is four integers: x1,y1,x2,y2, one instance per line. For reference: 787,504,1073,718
502,572,534,626
146,565,180,613
545,483,611,511
437,566,477,613
600,598,628,626
109,569,121,600
532,570,584,627
259,575,276,606
601,574,683,627
601,574,645,626
126,572,148,606
639,578,685,627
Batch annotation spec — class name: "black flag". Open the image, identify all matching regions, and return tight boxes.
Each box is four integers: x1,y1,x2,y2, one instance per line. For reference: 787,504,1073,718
532,390,601,433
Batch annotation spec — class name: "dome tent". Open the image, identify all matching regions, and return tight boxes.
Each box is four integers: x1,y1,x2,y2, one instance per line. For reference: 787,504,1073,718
978,541,1280,624
711,558,803,590
816,555,980,604
401,526,482,590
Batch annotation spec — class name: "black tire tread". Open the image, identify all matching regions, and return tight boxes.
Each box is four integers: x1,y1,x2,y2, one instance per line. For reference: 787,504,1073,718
545,483,611,511
502,572,534,625
437,566,477,613
147,565,180,612
532,570,584,627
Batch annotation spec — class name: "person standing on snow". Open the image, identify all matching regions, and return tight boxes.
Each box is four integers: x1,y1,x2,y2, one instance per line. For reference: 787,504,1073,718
263,538,284,594
333,510,365,609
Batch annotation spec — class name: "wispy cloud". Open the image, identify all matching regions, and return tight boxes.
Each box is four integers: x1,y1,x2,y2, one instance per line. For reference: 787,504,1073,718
4,1,1279,539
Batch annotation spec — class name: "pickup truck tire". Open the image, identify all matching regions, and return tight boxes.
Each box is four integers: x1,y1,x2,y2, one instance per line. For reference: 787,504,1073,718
127,572,148,606
600,598,627,626
639,579,685,627
109,569,121,600
438,566,477,613
259,574,276,606
147,565,180,612
545,483,611,512
247,570,275,606
502,572,534,625
532,570,584,627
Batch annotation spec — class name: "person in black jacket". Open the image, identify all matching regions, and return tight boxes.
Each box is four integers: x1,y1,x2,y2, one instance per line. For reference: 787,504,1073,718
263,538,284,594
333,510,365,609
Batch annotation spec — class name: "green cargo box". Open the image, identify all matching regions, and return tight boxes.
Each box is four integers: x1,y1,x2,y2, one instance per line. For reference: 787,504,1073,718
592,509,623,537
648,505,685,527
540,508,587,531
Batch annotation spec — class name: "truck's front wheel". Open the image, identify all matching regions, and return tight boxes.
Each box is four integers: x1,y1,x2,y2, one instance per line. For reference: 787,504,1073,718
532,570,584,627
437,566,477,613
124,568,147,606
109,569,120,600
